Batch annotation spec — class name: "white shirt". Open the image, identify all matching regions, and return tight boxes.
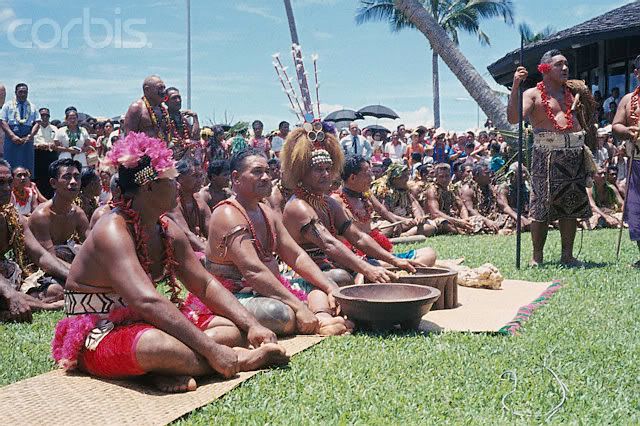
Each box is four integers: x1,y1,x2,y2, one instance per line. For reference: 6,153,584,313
384,142,406,161
34,124,58,146
271,135,285,153
603,95,620,113
54,126,91,166
339,134,372,159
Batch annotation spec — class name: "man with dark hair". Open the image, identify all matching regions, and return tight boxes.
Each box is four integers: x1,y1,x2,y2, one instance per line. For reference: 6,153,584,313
458,162,508,234
167,157,210,253
0,159,69,321
197,160,231,210
28,158,88,263
267,158,281,183
203,147,351,336
33,107,58,198
612,56,640,267
0,83,40,174
250,120,270,156
89,173,120,230
424,163,473,234
164,87,200,160
496,162,532,231
332,155,436,266
52,135,289,393
124,75,168,140
508,49,595,266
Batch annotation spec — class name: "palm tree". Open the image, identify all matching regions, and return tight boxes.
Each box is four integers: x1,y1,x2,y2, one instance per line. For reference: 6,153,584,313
356,0,514,128
518,22,555,44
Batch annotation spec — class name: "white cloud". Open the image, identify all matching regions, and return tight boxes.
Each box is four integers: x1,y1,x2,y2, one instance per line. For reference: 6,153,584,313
235,4,282,22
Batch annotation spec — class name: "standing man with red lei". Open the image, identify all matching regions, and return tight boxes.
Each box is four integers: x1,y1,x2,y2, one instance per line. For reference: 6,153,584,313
508,49,597,267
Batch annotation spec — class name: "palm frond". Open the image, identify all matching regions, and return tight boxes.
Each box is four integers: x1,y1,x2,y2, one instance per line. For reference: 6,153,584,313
355,0,416,32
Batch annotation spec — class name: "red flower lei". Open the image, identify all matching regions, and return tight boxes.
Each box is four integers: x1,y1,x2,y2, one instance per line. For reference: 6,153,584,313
142,96,170,143
537,81,574,131
629,86,640,125
13,187,31,207
114,199,182,306
168,112,191,145
340,188,373,224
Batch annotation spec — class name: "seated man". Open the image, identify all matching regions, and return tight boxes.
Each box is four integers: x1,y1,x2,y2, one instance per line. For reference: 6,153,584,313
89,173,121,230
333,155,436,267
585,167,624,229
167,157,210,253
204,147,350,336
28,158,88,263
197,159,231,211
281,123,401,286
52,133,288,393
458,162,508,234
371,162,438,238
75,167,101,221
0,160,69,322
424,163,474,234
496,162,532,231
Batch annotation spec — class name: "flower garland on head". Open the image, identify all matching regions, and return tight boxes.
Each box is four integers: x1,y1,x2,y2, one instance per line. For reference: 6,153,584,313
142,96,170,143
537,81,574,132
103,132,182,305
537,63,552,74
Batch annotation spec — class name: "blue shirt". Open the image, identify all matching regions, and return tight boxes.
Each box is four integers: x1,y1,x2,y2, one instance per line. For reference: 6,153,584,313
0,99,40,127
432,144,453,164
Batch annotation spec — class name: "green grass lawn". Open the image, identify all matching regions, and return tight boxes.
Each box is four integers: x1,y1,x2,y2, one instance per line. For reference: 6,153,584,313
1,229,638,424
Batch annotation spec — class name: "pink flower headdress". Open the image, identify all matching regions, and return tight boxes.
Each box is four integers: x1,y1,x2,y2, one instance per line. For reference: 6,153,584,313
104,132,178,186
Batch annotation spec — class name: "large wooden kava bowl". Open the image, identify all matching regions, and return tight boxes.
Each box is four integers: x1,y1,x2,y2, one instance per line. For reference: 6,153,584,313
333,284,441,330
386,267,458,310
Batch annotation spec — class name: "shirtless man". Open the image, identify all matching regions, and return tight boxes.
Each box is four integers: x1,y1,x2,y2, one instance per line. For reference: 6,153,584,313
28,158,88,264
203,147,350,336
197,160,231,211
167,157,210,253
332,155,436,266
458,162,504,234
612,54,640,267
585,167,623,229
164,86,200,160
89,173,120,230
424,163,473,234
371,162,438,238
124,75,168,140
508,49,594,266
52,134,288,393
496,162,533,231
0,160,68,321
280,125,400,286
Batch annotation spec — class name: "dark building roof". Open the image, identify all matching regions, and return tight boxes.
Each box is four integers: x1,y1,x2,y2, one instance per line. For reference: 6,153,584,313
488,1,640,86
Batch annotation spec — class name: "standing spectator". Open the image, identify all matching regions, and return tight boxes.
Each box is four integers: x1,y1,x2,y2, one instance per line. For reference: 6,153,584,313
489,142,505,172
605,102,617,124
208,125,228,161
384,132,406,161
405,130,425,161
431,129,453,165
371,132,384,152
270,121,289,158
54,107,92,167
593,90,605,124
594,128,610,168
340,121,372,159
33,107,58,198
0,83,40,173
250,120,270,156
396,124,407,144
603,87,621,114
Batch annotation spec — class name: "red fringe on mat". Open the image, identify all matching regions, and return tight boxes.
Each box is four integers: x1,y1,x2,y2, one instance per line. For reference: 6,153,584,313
498,280,562,335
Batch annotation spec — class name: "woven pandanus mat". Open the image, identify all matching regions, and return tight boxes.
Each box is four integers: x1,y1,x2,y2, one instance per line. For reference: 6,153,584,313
0,335,325,426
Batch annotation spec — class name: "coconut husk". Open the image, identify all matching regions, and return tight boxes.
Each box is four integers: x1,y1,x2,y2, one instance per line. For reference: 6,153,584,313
566,79,597,151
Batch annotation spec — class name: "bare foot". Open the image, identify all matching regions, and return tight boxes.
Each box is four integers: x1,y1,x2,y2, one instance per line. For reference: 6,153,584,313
529,259,541,268
235,343,289,371
38,300,64,311
150,375,197,393
316,314,350,336
560,257,585,268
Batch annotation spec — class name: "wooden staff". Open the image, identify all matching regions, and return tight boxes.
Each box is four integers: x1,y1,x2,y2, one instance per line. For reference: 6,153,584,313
376,219,412,231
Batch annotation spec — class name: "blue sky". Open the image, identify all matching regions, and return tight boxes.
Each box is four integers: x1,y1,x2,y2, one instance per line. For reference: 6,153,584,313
0,0,632,132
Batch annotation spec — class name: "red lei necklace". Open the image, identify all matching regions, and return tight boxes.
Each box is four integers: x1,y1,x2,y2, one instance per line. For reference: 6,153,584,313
142,96,170,143
168,112,191,145
537,81,574,131
340,188,373,224
13,187,31,207
294,185,336,234
114,199,182,305
629,86,640,125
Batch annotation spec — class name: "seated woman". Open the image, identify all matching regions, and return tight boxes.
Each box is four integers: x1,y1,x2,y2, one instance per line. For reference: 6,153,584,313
11,166,42,216
52,134,289,393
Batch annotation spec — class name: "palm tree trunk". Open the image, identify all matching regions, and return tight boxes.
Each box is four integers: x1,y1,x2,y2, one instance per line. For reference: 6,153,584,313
283,0,313,116
432,50,440,128
394,0,513,130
